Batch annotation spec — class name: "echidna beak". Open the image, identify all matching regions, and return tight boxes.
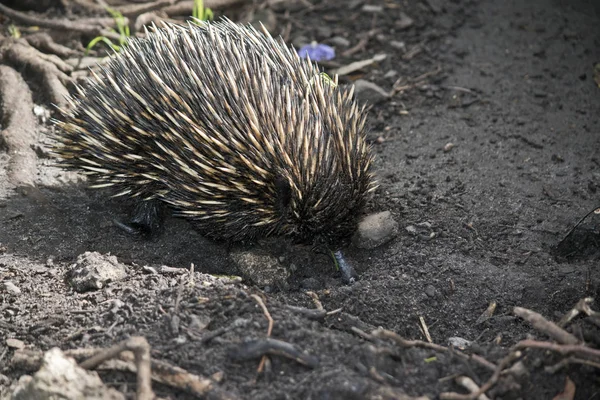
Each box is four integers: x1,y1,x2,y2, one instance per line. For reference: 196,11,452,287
333,250,358,285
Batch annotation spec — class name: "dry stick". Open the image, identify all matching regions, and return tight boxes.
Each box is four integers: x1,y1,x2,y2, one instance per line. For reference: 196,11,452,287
79,336,154,400
455,376,491,400
0,3,121,40
513,307,579,345
370,328,497,372
514,339,600,360
12,347,238,399
305,291,324,311
0,65,38,188
558,297,597,327
557,206,600,248
419,316,432,343
251,294,274,373
439,350,522,400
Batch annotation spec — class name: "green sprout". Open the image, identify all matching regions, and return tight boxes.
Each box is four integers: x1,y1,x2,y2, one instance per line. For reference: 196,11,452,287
8,24,21,39
86,7,130,55
192,0,214,23
306,72,338,95
424,356,437,363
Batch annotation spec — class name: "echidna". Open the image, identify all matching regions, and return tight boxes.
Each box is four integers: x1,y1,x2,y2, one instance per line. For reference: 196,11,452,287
53,19,376,249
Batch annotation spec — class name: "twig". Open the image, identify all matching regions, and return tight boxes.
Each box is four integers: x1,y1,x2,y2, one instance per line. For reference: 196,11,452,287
305,291,324,311
514,339,600,360
439,350,522,400
419,316,432,343
79,337,154,400
455,376,491,400
558,297,598,327
12,345,238,399
251,294,274,373
557,206,600,248
513,307,579,345
370,328,497,371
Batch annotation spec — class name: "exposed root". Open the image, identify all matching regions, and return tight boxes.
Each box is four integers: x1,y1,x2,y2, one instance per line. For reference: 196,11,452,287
0,3,122,41
24,32,79,58
1,38,72,107
0,65,38,188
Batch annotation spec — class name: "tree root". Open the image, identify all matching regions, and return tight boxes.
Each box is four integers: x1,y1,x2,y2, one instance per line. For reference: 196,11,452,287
0,65,39,188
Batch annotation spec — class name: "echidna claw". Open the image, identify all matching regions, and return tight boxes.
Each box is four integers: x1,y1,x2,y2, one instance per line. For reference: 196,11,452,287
113,200,165,237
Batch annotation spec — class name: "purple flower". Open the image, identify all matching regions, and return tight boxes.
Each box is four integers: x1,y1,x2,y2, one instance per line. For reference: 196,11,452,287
297,43,335,62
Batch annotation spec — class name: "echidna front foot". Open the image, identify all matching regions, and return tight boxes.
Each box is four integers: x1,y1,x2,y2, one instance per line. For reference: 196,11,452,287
113,200,165,237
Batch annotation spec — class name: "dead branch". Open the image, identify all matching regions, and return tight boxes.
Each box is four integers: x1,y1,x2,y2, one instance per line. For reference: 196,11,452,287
251,294,274,373
11,339,239,399
78,337,154,399
513,307,579,345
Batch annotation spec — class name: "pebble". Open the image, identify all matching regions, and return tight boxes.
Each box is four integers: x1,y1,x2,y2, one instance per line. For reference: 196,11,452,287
384,70,398,79
66,252,128,292
448,337,472,350
362,4,383,12
3,281,21,295
329,36,351,47
6,338,25,349
352,79,390,105
353,211,399,249
390,40,406,51
396,12,414,30
424,285,436,298
230,249,289,287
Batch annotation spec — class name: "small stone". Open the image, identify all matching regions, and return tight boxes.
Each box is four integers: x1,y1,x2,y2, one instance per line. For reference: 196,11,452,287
448,337,472,350
2,281,21,295
329,36,351,47
189,314,210,331
390,40,406,51
352,80,390,105
396,12,414,29
443,142,455,152
230,249,289,287
424,285,436,298
384,70,398,79
353,211,399,249
362,4,383,12
405,225,417,235
66,252,128,292
6,338,25,349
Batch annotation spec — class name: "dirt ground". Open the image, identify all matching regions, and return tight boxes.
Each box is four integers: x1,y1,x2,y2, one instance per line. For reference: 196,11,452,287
1,0,599,399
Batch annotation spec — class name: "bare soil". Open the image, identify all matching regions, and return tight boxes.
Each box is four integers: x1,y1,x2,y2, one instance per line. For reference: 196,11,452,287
1,0,599,399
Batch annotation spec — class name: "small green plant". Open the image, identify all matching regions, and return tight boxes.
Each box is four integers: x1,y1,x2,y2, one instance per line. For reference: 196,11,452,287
192,0,214,22
86,7,130,55
8,24,21,39
306,72,338,94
